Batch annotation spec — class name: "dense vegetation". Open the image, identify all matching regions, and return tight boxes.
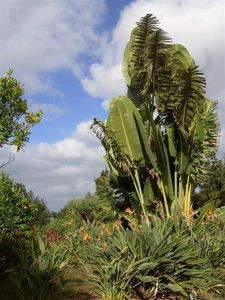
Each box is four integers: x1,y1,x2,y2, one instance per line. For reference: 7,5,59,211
1,14,225,300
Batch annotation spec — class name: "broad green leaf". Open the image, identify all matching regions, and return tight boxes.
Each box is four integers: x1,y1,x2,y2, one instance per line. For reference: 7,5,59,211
168,44,194,69
137,262,158,270
108,96,146,165
166,283,188,296
143,177,155,204
122,43,131,86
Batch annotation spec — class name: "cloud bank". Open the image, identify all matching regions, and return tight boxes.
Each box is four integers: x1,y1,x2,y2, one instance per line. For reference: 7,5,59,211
1,120,106,211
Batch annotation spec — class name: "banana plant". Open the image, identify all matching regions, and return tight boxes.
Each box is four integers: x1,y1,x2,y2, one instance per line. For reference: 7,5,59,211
92,14,220,220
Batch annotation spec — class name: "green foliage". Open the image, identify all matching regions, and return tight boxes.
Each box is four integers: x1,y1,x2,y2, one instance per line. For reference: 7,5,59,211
91,14,220,220
94,169,119,222
0,69,42,151
83,216,225,299
0,171,38,236
194,155,225,208
25,190,51,226
44,214,80,237
64,195,97,222
9,235,70,300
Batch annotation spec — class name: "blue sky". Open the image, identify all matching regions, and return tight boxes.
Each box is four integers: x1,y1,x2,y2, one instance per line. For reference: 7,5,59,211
0,0,224,211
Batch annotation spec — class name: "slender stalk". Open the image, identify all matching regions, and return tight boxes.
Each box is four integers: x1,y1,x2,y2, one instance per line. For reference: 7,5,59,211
184,174,189,215
130,169,149,224
161,182,170,218
174,162,178,203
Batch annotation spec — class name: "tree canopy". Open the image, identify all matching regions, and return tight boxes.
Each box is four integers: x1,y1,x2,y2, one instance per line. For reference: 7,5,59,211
0,70,42,151
0,171,51,235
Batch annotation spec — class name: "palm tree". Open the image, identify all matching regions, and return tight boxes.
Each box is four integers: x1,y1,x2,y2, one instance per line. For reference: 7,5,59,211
91,14,220,221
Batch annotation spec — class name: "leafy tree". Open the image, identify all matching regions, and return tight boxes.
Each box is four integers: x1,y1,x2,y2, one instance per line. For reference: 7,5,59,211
0,171,47,234
193,154,225,208
31,195,52,226
91,14,220,221
0,69,42,151
15,184,52,226
61,194,97,223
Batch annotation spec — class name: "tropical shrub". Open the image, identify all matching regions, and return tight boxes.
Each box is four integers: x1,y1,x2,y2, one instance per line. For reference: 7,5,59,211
91,13,220,221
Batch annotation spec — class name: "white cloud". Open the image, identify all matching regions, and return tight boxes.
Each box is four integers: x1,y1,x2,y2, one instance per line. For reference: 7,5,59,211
0,0,107,95
0,120,106,211
28,102,67,121
82,63,127,110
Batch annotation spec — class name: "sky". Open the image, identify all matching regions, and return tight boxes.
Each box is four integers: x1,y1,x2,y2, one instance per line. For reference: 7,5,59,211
0,0,224,212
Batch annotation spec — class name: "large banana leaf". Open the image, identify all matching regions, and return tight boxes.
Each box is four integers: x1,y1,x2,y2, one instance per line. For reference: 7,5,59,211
108,95,151,167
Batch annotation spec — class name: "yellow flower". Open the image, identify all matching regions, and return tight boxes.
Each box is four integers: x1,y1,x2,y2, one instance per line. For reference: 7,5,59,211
101,242,107,248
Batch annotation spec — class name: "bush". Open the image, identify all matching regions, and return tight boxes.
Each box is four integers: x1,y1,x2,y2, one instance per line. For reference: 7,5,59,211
8,235,71,300
0,171,38,236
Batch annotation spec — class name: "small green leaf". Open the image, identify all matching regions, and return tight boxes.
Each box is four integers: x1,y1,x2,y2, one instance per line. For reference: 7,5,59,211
38,235,45,255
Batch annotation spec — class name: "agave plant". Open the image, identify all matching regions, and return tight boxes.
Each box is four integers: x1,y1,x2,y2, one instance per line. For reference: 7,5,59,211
91,14,220,220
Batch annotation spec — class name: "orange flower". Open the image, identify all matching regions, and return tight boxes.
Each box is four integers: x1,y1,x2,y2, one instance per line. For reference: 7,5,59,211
100,230,105,236
82,233,89,241
125,207,132,214
114,220,122,229
128,221,135,227
189,206,194,214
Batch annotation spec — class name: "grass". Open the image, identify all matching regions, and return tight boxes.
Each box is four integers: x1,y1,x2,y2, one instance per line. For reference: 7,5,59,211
54,264,101,300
